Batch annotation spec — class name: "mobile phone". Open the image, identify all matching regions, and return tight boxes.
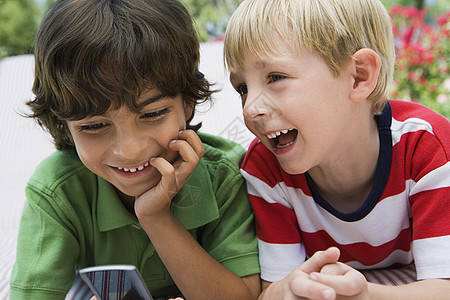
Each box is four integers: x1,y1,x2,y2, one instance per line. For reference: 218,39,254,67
78,265,153,300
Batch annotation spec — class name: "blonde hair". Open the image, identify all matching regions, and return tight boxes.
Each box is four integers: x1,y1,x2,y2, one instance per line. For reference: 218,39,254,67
224,0,395,113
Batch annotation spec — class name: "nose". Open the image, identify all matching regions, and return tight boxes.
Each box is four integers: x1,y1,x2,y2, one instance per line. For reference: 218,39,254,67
112,125,147,159
243,90,277,120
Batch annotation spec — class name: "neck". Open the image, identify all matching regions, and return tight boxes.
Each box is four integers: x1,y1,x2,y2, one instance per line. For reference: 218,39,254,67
309,114,380,213
115,187,136,214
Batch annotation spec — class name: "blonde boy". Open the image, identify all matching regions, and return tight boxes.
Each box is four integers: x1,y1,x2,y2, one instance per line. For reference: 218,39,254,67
224,0,450,299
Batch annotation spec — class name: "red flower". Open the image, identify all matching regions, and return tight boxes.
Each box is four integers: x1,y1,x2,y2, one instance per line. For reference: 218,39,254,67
390,5,449,115
419,77,427,86
437,12,450,26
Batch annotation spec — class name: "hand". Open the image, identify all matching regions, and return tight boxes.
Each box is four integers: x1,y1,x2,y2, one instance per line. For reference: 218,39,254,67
91,296,185,300
309,261,369,300
261,247,340,300
134,129,205,221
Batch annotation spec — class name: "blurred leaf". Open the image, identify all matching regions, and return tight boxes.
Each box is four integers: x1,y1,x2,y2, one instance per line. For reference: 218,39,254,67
0,0,40,60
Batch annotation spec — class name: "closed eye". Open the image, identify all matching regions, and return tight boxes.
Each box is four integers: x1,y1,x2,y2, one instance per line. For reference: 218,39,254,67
141,108,170,120
79,122,108,132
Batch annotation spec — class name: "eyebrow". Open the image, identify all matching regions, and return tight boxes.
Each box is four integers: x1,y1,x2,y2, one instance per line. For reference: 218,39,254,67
138,93,167,108
229,58,290,82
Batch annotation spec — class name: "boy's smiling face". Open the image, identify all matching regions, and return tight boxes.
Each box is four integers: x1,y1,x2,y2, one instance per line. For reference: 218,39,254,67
230,40,357,175
67,89,190,198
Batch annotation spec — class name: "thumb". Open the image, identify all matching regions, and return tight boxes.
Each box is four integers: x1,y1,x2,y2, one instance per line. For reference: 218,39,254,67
300,247,340,274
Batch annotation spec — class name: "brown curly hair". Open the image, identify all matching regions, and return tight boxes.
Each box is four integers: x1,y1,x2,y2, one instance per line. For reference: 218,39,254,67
28,0,213,151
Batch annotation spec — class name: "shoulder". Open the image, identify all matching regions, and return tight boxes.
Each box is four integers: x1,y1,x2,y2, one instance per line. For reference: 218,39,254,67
389,100,450,130
242,138,277,168
389,100,450,153
27,150,97,196
241,138,291,186
198,132,246,171
192,133,249,203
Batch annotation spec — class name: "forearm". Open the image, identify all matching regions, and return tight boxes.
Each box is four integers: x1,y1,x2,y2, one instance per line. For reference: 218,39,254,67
141,213,258,300
368,278,450,300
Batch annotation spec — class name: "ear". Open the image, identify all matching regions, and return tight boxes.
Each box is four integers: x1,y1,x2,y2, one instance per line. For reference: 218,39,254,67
348,48,381,102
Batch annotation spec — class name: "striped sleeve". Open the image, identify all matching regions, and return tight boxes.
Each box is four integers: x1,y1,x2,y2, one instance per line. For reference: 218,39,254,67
390,100,450,280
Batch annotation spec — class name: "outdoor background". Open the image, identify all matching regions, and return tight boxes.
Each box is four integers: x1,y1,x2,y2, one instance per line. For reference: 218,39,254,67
0,0,449,117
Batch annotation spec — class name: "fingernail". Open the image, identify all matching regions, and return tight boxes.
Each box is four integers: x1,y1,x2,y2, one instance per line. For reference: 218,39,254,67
322,289,333,300
309,273,318,281
169,139,176,144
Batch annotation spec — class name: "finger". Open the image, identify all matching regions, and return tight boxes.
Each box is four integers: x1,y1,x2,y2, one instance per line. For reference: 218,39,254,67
320,263,346,276
171,130,204,171
168,140,200,186
169,139,201,167
177,129,205,158
310,265,367,296
290,275,336,300
149,156,177,196
300,247,341,274
168,132,204,185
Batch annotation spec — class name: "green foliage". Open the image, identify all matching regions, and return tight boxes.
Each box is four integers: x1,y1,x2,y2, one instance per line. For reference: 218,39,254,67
2,0,448,61
0,0,40,60
181,0,243,41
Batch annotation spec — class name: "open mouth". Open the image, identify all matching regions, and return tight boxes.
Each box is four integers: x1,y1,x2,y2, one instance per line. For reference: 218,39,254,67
266,128,298,149
116,161,150,173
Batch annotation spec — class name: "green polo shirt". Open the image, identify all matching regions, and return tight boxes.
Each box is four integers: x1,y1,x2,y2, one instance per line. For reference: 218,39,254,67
10,133,259,299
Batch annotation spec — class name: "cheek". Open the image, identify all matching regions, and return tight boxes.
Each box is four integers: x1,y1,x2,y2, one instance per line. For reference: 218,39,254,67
178,111,188,130
150,122,181,152
244,119,260,135
75,143,102,171
163,112,187,138
70,135,106,171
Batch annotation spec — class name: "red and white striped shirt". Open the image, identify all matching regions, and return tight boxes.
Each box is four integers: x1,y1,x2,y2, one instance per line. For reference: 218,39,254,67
241,100,450,282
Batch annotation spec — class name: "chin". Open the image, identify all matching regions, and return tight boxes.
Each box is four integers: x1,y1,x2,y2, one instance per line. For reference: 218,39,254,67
279,161,308,175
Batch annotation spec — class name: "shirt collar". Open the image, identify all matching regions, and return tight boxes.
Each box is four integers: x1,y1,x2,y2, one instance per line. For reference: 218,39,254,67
97,159,219,232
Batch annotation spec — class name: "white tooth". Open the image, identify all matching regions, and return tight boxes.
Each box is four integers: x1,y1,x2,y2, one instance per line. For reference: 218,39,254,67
144,162,149,167
276,131,282,137
124,168,129,172
282,129,288,134
130,168,137,172
118,167,123,170
137,166,144,171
